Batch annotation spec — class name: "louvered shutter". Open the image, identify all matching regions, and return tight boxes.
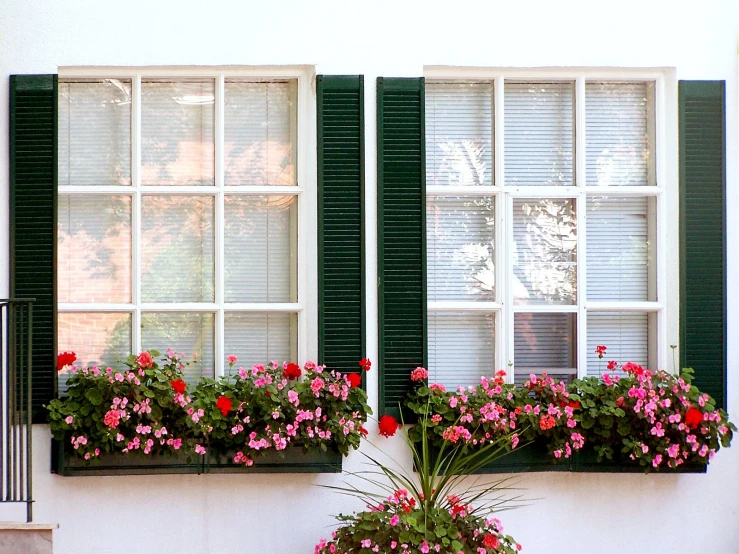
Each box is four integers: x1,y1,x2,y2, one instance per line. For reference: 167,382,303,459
317,76,365,378
679,81,726,409
377,78,426,418
9,75,58,422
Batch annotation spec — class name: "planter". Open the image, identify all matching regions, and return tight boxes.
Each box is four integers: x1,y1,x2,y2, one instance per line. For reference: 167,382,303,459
52,440,342,476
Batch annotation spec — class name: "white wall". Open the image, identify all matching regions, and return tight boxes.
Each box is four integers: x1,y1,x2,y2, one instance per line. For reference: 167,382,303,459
1,1,738,552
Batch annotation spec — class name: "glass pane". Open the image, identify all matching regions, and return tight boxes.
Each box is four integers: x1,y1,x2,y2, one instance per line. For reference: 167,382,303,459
513,312,577,382
141,196,214,302
586,312,653,376
224,312,297,373
224,195,297,302
587,196,656,301
428,312,494,389
58,79,132,186
58,195,132,303
224,81,296,186
586,82,654,186
505,81,574,185
427,196,494,301
426,82,493,186
58,312,132,392
512,198,577,305
141,312,214,380
141,80,214,186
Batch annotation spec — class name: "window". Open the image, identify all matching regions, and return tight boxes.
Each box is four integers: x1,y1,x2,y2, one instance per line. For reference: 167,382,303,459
57,70,313,385
425,74,674,388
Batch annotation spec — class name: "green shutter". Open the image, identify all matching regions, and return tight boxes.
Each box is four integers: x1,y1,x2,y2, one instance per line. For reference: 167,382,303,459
317,76,365,379
10,75,58,422
377,77,427,418
679,81,726,409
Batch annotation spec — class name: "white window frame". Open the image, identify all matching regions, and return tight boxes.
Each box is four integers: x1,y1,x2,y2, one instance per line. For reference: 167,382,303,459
57,66,318,377
424,67,679,382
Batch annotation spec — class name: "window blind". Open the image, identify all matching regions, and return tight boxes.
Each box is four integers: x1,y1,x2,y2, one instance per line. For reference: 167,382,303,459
224,312,297,374
514,312,577,376
586,312,649,375
426,82,493,186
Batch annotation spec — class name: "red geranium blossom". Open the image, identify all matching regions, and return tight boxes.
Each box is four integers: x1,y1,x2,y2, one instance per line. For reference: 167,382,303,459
378,415,399,437
170,378,186,395
359,358,371,371
685,407,704,430
283,362,302,380
595,345,607,358
216,395,233,417
57,351,76,371
483,534,500,549
135,351,154,369
358,426,368,437
346,373,362,388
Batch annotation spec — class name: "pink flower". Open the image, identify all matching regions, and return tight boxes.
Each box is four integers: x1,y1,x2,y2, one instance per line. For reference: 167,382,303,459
310,377,325,397
227,354,238,365
420,541,430,553
410,367,429,382
103,410,120,429
195,445,207,455
64,416,74,425
389,514,400,526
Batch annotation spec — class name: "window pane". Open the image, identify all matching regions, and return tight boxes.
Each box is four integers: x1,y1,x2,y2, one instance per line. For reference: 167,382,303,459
586,312,654,376
141,196,215,302
427,196,494,301
59,79,132,186
141,80,214,186
512,198,577,305
505,82,574,185
586,82,654,186
224,195,297,302
141,312,214,380
513,312,577,382
426,82,493,186
58,312,132,391
587,196,656,301
58,195,132,303
428,312,494,389
224,312,297,373
224,81,296,186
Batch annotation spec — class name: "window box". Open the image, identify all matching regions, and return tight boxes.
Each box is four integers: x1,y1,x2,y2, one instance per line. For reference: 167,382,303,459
52,440,342,476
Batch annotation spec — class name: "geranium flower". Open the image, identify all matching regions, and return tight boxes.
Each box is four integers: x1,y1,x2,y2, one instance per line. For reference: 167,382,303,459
216,395,233,417
378,415,399,437
346,373,362,388
283,362,302,380
595,345,607,359
58,351,76,371
170,378,186,395
359,358,371,371
685,407,703,430
410,367,429,382
135,351,154,369
483,533,500,549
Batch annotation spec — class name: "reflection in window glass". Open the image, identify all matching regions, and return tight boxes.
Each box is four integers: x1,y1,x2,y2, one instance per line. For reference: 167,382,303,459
513,198,577,305
427,196,494,301
514,312,577,382
224,312,297,373
141,196,215,302
429,312,494,389
141,312,214,381
58,195,132,303
141,80,214,186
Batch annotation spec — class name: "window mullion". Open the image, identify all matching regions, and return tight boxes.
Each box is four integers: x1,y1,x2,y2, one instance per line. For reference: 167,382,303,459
215,73,225,377
575,78,587,378
132,74,142,355
494,77,510,381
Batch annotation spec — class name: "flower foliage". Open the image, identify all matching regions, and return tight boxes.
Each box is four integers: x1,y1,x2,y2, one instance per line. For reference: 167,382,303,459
47,351,371,466
406,363,734,471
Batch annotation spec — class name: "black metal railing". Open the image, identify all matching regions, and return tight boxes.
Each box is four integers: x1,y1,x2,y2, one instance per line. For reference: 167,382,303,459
0,299,34,522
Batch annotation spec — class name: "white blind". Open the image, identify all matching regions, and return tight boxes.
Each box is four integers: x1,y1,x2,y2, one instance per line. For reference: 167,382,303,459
504,82,574,185
514,312,577,381
512,198,577,305
224,313,297,373
425,82,493,186
58,195,132,303
141,312,215,381
587,196,653,301
586,82,652,186
141,80,214,186
428,312,494,389
426,196,494,301
586,312,648,376
224,195,296,302
224,81,296,186
141,196,215,302
58,80,131,186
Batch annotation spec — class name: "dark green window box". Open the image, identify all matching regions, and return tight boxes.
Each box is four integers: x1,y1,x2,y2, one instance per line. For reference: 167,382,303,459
52,440,342,476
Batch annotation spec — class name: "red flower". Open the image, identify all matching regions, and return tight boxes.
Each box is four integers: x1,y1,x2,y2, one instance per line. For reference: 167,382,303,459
378,415,399,437
539,414,556,431
57,351,76,371
607,360,618,371
283,362,302,380
567,401,580,409
358,426,368,437
685,407,703,430
595,345,607,359
135,351,154,369
483,534,500,549
346,373,362,388
170,378,186,395
359,358,371,372
216,395,233,417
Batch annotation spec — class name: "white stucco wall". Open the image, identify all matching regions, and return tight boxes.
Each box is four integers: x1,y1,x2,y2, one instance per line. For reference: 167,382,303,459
1,1,738,552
